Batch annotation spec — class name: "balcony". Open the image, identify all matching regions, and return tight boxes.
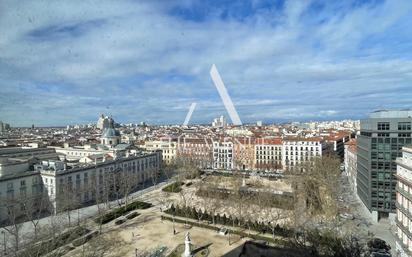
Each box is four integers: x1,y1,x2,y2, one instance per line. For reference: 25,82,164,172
395,219,412,255
396,202,412,223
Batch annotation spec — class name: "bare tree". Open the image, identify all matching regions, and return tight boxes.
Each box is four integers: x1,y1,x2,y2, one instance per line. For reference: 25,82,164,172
229,172,247,227
198,176,223,225
118,170,138,209
22,192,51,240
2,198,24,253
260,192,288,238
291,155,341,229
178,184,194,227
90,176,106,233
56,183,81,227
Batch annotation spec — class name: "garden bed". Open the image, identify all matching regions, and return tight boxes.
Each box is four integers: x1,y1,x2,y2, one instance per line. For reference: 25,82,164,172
162,182,184,193
94,201,151,224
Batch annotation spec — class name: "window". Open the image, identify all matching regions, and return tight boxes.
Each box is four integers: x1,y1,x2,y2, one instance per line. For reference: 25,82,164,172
377,122,390,130
398,122,411,131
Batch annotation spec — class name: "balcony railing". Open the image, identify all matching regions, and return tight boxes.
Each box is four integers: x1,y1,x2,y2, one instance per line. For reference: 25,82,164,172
395,218,412,255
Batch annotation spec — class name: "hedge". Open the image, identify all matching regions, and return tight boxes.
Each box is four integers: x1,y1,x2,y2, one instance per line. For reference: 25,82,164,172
161,215,285,246
17,226,90,257
162,182,184,193
164,204,292,238
125,212,140,220
72,231,99,247
94,201,152,224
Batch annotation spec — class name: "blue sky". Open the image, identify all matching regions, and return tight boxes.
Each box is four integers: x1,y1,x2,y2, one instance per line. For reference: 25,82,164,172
0,0,412,126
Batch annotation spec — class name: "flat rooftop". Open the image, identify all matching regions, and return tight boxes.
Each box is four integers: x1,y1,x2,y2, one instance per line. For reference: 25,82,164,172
369,110,412,119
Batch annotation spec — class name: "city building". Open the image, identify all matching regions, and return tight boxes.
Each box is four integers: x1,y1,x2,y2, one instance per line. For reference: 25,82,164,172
212,139,233,170
36,151,161,214
357,110,412,221
282,137,325,170
0,121,10,135
254,138,282,171
144,139,177,165
322,130,351,160
96,114,113,130
0,157,44,224
54,121,131,161
0,147,58,160
396,145,412,257
344,138,358,192
0,149,161,224
212,116,227,128
233,137,255,171
176,138,212,169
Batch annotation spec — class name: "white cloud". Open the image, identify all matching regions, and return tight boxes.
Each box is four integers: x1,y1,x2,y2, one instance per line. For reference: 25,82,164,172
0,0,411,126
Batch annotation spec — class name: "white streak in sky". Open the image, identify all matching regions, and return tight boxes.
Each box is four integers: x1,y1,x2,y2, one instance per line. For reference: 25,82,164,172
210,64,242,126
183,102,197,126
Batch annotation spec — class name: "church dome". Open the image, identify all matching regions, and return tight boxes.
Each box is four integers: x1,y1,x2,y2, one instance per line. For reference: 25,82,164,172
101,128,120,138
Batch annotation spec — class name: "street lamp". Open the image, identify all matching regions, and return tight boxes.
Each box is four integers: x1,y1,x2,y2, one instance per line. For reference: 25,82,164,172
1,230,6,256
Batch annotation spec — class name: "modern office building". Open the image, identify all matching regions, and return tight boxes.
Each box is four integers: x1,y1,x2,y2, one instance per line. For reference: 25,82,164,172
396,146,412,257
357,110,412,221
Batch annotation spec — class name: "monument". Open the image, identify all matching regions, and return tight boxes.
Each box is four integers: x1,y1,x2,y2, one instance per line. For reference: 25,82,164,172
182,232,193,257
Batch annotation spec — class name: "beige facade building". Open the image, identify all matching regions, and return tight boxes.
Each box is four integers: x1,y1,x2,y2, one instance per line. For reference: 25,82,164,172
344,138,357,192
233,137,255,171
0,151,161,224
144,139,177,164
176,138,212,168
254,138,282,171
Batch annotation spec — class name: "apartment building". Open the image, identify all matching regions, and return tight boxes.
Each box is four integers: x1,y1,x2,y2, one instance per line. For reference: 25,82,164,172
322,130,352,160
282,137,325,170
396,146,412,257
212,139,234,170
344,138,358,192
0,157,43,224
254,138,282,171
176,138,212,169
233,137,255,171
144,139,177,164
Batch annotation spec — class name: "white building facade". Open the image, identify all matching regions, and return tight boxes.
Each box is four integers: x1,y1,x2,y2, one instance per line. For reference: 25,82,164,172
396,146,412,257
212,140,233,170
0,151,161,224
282,137,325,170
344,139,357,192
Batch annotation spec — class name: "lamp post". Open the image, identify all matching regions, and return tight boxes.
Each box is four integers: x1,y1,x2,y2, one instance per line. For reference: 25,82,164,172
1,230,6,256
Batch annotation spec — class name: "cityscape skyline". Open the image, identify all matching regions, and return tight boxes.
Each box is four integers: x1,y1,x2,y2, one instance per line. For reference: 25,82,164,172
1,0,412,126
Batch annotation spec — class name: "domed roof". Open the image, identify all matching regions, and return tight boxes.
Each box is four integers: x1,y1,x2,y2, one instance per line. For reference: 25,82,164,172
101,128,120,138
